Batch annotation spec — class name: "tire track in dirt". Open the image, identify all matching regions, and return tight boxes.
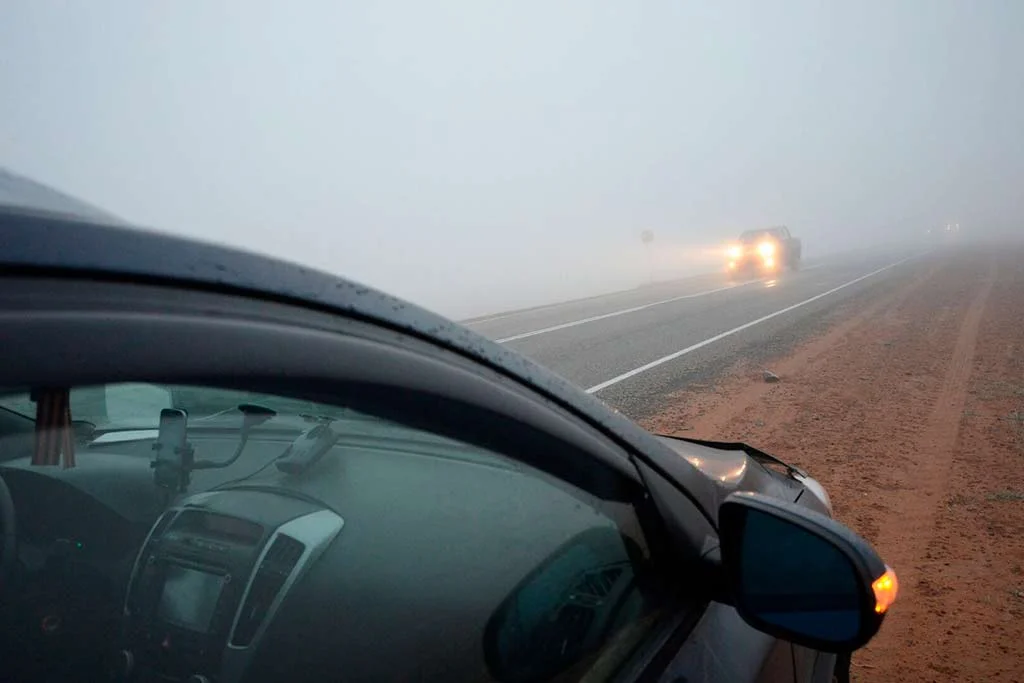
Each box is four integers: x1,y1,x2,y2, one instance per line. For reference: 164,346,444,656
913,263,1024,682
858,258,997,676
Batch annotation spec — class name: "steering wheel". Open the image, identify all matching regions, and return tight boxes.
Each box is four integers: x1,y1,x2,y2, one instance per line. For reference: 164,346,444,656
0,472,16,592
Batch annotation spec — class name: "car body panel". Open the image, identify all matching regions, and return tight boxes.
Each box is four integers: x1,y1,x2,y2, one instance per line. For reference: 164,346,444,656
654,436,806,507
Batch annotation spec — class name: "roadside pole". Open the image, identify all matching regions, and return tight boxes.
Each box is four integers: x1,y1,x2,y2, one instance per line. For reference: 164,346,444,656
641,230,655,285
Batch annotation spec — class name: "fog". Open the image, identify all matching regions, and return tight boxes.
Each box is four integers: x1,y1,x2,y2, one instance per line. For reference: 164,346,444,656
2,1,1021,319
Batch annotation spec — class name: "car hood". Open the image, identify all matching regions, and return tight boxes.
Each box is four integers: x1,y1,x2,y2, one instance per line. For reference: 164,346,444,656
654,435,831,516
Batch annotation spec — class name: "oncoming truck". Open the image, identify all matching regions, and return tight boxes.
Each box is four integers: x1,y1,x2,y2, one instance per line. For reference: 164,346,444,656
725,225,802,279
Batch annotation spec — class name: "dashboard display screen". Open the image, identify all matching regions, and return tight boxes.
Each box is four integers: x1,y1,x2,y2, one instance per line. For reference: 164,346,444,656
158,565,226,633
201,514,263,544
175,510,264,545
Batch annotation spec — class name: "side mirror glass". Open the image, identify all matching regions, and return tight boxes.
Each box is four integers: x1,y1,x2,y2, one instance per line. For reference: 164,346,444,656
719,492,897,652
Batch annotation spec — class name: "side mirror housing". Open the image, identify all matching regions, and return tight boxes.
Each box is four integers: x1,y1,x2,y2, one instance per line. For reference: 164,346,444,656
719,492,898,653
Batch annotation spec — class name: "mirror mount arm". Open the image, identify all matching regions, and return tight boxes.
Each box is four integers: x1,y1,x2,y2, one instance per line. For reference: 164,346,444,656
192,433,248,471
189,403,277,471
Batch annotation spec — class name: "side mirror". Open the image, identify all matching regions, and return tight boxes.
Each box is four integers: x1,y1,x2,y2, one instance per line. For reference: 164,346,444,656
719,492,898,653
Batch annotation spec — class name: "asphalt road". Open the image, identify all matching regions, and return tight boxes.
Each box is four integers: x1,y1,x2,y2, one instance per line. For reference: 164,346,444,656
465,248,930,418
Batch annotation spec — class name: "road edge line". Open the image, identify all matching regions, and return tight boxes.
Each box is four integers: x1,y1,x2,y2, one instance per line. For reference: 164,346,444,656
495,282,753,343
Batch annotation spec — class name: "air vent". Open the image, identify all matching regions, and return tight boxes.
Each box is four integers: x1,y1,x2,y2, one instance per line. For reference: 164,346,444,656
574,566,623,601
535,604,595,663
528,566,627,664
231,534,306,647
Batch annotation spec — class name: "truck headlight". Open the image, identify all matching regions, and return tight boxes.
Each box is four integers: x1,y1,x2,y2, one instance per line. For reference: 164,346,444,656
757,241,776,257
727,245,742,259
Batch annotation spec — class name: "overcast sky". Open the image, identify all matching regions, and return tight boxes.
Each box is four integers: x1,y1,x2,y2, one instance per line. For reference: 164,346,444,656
1,1,1021,317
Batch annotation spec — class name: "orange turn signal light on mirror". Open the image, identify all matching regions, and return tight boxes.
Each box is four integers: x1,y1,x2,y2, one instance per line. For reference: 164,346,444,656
872,566,899,614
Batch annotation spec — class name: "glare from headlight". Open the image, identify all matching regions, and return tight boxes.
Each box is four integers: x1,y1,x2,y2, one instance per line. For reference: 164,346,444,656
727,245,742,259
757,241,776,257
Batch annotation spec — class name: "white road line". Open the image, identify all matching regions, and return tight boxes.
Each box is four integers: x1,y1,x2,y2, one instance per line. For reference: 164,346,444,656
495,282,751,343
463,273,720,325
585,254,920,394
465,300,581,325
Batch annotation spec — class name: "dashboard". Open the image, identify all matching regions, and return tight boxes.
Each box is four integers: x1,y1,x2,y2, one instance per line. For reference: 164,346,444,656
119,490,343,683
0,418,821,683
0,427,634,683
0,454,341,683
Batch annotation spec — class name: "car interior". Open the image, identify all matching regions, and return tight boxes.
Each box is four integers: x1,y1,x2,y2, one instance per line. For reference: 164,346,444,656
0,384,672,683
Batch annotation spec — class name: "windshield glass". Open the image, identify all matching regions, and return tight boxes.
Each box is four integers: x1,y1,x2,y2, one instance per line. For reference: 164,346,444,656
738,230,773,244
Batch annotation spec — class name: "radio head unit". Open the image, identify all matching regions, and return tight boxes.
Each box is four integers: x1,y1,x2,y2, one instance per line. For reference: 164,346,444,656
119,492,343,683
158,565,228,634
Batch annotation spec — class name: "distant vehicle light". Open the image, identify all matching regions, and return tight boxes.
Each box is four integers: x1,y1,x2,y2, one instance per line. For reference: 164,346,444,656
872,566,899,614
727,261,737,270
763,256,775,269
727,245,742,259
757,241,776,257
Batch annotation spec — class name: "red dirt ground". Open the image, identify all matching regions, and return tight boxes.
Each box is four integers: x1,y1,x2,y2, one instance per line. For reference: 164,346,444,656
642,247,1024,682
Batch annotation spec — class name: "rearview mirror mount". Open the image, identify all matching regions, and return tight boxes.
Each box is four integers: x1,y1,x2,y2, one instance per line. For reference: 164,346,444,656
718,492,897,653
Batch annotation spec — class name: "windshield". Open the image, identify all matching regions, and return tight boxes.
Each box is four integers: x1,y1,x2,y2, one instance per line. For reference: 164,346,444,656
738,230,774,244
